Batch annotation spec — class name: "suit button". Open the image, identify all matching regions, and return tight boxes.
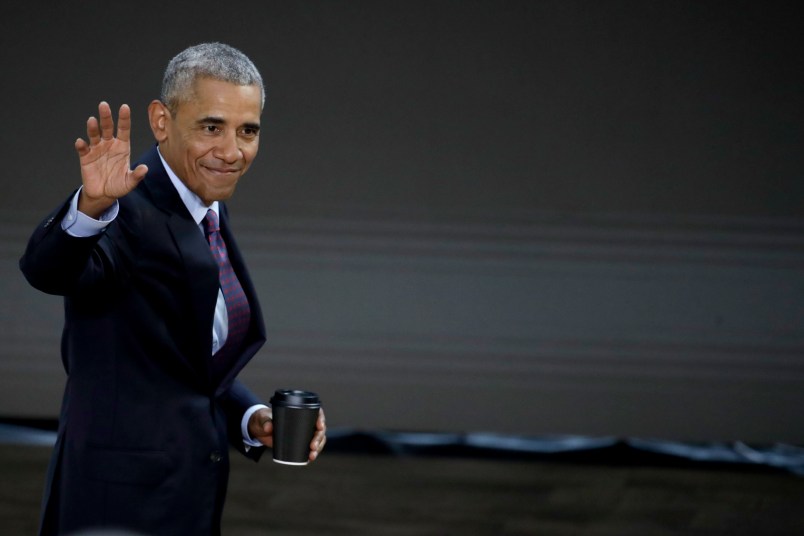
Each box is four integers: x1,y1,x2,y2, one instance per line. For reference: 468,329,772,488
210,450,222,463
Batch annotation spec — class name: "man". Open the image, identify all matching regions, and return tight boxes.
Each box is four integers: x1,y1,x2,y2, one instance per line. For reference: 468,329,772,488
19,42,326,535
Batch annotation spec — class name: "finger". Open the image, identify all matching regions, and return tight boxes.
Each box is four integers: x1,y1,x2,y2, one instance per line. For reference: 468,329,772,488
86,116,100,146
317,409,327,430
75,137,90,157
254,418,272,439
310,430,326,453
116,104,132,142
98,101,114,140
259,407,273,427
309,434,326,462
258,417,273,448
130,164,149,184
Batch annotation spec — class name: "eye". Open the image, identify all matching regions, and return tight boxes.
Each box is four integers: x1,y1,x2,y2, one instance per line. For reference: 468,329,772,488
240,127,259,139
205,124,221,134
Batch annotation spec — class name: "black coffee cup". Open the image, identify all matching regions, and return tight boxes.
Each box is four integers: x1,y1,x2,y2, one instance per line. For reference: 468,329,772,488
270,389,321,465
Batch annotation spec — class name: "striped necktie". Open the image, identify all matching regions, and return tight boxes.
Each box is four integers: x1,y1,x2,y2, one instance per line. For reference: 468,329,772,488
203,209,251,366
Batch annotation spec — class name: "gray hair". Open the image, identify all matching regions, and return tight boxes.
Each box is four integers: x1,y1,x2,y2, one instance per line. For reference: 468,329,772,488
160,42,265,115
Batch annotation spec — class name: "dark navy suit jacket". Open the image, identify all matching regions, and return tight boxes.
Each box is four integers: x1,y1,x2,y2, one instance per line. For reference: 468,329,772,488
20,146,267,535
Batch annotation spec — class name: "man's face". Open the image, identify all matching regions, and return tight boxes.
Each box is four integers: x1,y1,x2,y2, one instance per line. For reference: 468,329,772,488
156,78,262,206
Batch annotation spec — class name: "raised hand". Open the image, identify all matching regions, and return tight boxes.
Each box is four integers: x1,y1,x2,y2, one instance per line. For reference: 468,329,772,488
75,102,148,218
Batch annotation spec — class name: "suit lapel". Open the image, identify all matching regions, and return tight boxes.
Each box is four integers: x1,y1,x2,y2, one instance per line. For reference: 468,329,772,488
137,148,220,379
167,212,219,362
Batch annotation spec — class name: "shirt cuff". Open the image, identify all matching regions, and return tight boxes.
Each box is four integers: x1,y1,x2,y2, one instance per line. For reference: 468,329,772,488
61,187,119,237
241,403,270,448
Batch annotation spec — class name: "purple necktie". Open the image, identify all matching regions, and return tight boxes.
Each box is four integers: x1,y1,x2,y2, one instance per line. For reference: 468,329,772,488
203,209,251,365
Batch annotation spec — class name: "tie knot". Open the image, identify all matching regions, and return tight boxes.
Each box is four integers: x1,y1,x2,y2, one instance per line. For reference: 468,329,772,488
203,209,220,235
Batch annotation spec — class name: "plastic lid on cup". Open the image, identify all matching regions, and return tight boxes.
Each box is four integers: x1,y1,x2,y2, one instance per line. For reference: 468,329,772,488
270,389,321,408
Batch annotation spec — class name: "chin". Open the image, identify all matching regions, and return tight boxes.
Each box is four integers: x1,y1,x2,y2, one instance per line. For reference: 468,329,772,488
214,188,237,203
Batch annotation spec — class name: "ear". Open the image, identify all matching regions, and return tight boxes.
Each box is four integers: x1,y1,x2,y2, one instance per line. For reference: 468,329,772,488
148,100,170,142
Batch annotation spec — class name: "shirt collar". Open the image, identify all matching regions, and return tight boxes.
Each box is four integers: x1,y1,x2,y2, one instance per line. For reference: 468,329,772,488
157,147,219,225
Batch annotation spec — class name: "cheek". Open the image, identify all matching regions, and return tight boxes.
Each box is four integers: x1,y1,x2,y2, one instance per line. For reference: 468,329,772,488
241,146,259,167
186,139,216,162
245,142,259,158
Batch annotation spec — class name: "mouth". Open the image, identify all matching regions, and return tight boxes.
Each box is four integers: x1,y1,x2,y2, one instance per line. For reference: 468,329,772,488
202,165,241,176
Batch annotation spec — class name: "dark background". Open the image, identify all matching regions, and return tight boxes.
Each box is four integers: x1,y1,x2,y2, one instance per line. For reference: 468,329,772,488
2,1,804,219
2,1,803,443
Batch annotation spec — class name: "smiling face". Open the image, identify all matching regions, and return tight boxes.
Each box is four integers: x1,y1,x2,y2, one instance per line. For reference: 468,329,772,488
149,78,262,205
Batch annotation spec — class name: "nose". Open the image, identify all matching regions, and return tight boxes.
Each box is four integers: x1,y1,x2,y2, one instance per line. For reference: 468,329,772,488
214,131,241,164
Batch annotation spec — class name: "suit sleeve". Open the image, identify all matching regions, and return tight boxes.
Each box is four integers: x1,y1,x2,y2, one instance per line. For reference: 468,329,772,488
19,194,105,296
220,379,267,461
20,193,138,298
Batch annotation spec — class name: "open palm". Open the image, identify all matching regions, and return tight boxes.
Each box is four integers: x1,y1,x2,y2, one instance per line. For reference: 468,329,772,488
75,102,148,216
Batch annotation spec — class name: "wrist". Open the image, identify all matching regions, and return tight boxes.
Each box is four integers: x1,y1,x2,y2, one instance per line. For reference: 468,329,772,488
242,404,270,443
77,190,116,219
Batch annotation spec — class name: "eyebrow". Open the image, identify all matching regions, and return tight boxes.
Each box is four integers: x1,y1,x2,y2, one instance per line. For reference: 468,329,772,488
197,116,226,126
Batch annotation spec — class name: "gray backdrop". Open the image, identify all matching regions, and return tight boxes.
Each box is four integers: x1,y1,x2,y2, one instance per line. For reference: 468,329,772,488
2,0,803,442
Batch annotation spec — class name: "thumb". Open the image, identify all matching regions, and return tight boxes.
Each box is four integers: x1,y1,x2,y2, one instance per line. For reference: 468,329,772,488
250,411,273,438
130,164,148,184
256,419,273,448
260,418,273,437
